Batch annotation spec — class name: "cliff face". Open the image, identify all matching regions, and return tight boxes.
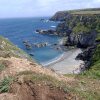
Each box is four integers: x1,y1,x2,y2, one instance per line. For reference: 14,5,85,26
68,31,97,48
50,8,100,48
50,11,72,21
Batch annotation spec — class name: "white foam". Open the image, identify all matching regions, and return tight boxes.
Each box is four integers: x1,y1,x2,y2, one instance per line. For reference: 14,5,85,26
51,26,56,28
41,53,64,66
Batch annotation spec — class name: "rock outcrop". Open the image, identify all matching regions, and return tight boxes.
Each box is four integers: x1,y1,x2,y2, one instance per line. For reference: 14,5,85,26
50,11,72,21
67,31,97,48
36,29,57,35
50,8,100,48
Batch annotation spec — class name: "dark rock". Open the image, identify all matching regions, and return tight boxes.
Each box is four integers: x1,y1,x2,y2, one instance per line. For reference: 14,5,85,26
36,29,47,34
50,11,72,21
29,53,34,56
56,22,72,36
24,43,32,50
68,31,97,48
76,46,96,61
76,45,96,70
36,29,57,35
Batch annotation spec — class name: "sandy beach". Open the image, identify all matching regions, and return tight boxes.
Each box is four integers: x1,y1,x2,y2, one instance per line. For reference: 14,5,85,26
43,49,84,74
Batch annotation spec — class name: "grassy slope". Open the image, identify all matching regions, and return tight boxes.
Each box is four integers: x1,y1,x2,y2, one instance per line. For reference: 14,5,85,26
0,36,32,60
64,33,100,99
69,8,100,15
64,46,100,100
0,36,33,73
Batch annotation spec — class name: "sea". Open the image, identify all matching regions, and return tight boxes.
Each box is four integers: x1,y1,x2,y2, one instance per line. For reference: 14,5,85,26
0,17,63,65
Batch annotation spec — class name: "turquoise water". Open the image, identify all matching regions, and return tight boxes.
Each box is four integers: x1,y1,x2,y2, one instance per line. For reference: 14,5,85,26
0,17,63,64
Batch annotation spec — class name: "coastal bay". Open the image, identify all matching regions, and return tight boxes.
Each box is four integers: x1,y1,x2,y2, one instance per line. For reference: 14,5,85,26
45,49,84,74
0,18,61,64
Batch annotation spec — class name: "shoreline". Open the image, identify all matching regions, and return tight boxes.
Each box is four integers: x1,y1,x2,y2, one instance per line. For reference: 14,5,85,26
41,53,64,66
43,48,84,74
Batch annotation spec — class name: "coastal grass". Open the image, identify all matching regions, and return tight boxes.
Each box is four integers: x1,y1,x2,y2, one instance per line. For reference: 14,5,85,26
64,74,100,100
0,77,14,93
64,43,100,100
72,77,100,100
0,36,32,61
68,8,100,15
96,33,100,41
17,71,69,92
18,71,100,100
71,11,100,15
0,64,6,72
81,44,100,79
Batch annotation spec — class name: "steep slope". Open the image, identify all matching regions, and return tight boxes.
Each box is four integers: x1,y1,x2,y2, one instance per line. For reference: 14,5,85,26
0,34,100,99
50,8,100,47
0,36,76,100
0,36,31,60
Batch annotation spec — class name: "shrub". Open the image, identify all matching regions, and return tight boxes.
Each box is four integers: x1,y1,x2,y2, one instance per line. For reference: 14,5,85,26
0,64,6,72
0,77,13,93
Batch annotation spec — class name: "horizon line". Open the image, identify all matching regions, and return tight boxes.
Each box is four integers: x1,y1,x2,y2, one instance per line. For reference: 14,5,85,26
0,16,51,19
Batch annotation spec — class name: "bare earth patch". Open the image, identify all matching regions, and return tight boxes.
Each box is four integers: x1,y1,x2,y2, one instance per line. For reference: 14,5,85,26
0,57,74,82
0,57,76,100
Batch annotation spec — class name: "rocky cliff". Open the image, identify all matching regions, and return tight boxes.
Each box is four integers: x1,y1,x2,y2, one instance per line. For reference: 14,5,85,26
50,8,100,75
50,8,100,48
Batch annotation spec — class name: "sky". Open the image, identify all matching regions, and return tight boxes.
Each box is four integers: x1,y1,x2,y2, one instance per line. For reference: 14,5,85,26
0,0,100,18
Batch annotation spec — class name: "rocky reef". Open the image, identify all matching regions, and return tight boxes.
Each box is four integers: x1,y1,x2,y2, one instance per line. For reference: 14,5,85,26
36,29,57,35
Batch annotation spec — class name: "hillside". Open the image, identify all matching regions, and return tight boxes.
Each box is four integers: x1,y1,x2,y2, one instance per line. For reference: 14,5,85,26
50,8,100,21
0,35,100,99
0,36,32,60
0,36,76,100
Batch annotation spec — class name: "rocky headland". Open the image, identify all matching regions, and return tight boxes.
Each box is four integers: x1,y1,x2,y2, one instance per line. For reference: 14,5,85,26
49,8,100,71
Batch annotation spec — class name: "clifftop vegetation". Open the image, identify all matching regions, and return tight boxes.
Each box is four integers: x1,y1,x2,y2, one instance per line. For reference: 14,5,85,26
68,8,100,15
51,8,100,34
0,36,32,60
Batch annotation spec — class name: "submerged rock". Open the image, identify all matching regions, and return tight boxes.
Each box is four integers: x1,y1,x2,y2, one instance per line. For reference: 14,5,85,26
36,29,57,35
23,41,32,50
33,42,48,48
